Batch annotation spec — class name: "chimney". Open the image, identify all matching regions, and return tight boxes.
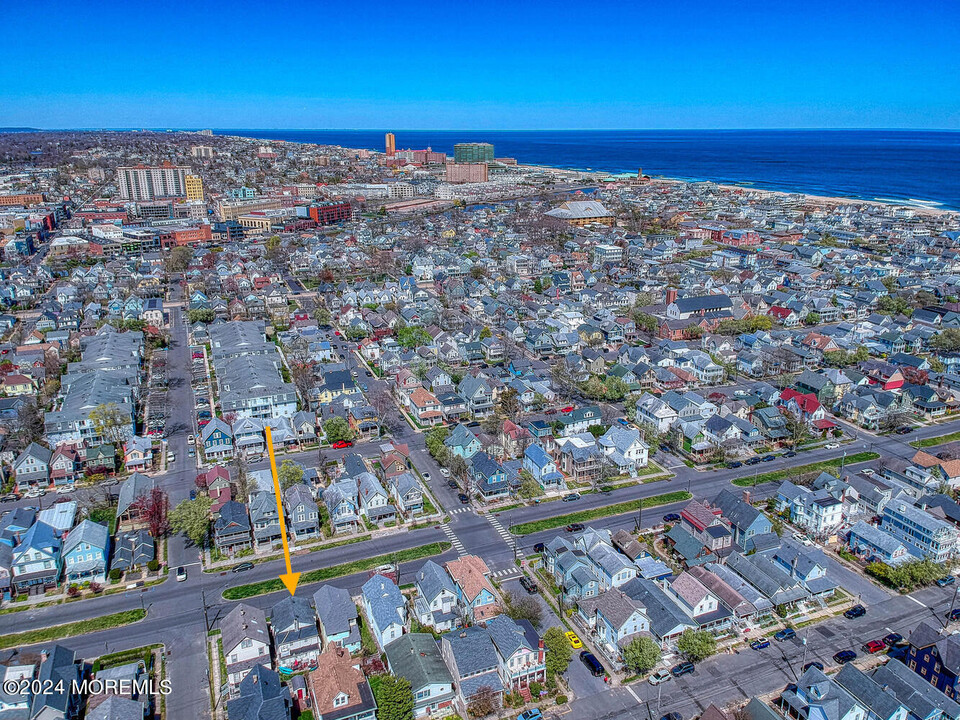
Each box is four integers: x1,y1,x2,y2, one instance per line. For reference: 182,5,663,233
252,674,259,684
666,288,678,306
742,490,751,505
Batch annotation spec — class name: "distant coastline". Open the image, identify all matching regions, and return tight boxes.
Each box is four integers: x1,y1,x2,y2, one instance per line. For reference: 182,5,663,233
211,128,960,212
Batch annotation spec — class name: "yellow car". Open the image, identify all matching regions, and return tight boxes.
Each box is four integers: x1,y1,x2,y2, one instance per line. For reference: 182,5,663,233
565,631,583,649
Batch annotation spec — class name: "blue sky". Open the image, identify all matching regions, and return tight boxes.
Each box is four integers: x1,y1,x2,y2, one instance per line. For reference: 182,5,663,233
2,0,958,129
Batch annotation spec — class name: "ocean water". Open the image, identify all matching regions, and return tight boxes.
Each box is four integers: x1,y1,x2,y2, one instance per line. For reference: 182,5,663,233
215,129,960,210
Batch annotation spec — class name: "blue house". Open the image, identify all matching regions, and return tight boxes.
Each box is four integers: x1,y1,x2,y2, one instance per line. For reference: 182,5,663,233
11,521,62,594
313,584,361,653
201,417,234,460
361,574,407,650
710,489,773,550
470,452,509,500
523,444,564,490
444,424,482,459
62,519,110,583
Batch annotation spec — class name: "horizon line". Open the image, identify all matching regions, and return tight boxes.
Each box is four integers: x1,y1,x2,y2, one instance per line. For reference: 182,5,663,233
4,126,960,133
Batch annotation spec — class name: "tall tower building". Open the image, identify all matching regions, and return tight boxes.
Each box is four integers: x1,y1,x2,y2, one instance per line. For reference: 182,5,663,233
385,132,396,157
116,163,189,201
185,174,205,202
454,142,495,164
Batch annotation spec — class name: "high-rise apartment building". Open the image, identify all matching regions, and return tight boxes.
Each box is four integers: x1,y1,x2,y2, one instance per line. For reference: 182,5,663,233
185,174,205,201
116,163,189,201
385,132,396,156
454,142,495,164
446,163,489,183
191,145,216,158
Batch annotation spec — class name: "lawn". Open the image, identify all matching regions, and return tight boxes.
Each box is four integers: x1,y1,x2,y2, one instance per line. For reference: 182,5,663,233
910,431,960,448
0,609,146,650
509,491,692,536
731,452,880,487
222,541,452,600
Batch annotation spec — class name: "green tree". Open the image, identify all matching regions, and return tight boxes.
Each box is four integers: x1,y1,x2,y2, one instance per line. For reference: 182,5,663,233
187,309,215,324
169,495,213,548
622,636,661,674
89,402,129,444
265,235,282,261
479,326,492,340
323,416,354,444
677,630,717,661
165,246,192,273
425,427,451,463
371,675,414,720
502,590,543,629
396,325,432,349
804,312,821,326
314,307,332,325
517,471,544,500
543,626,573,679
278,459,304,491
497,387,520,418
532,278,543,294
930,328,960,352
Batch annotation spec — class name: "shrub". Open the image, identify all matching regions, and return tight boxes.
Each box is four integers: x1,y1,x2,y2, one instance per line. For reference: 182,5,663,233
66,585,80,598
109,568,122,581
556,695,568,705
147,559,160,572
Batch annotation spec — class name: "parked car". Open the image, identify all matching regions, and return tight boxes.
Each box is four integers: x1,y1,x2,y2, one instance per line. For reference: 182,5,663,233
519,577,538,594
745,457,762,465
761,454,775,462
176,566,187,582
0,494,16,503
580,651,604,677
774,628,796,642
560,406,574,413
232,562,255,573
458,493,469,504
948,608,960,621
447,480,459,489
566,523,585,532
825,442,840,449
844,604,866,619
440,468,450,477
671,661,695,677
562,493,580,502
565,631,583,649
661,714,682,720
519,710,544,720
533,542,545,554
802,661,824,672
55,485,74,495
331,440,353,449
833,650,857,664
648,669,672,686
727,461,743,469
750,639,770,650
862,640,886,654
896,426,914,435
937,575,956,587
883,633,903,646
662,512,681,523
784,450,797,458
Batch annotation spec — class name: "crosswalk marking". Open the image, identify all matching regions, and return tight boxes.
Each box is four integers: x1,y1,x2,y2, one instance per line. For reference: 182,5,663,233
440,523,467,557
449,508,473,514
907,595,927,608
491,568,523,579
485,514,518,553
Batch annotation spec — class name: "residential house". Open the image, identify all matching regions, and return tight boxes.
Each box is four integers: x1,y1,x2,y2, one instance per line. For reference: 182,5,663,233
523,443,565,491
201,417,234,460
711,489,773,550
313,584,362,654
214,501,253,555
271,595,321,671
577,587,650,664
439,626,504,715
414,560,461,633
384,634,456,718
360,573,407,650
470,452,509,501
62,519,109,583
222,603,272,691
122,436,153,473
307,647,377,720
12,521,62,594
446,555,500,622
13,442,52,490
881,494,960,563
284,484,320,541
225,665,292,720
115,472,156,530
